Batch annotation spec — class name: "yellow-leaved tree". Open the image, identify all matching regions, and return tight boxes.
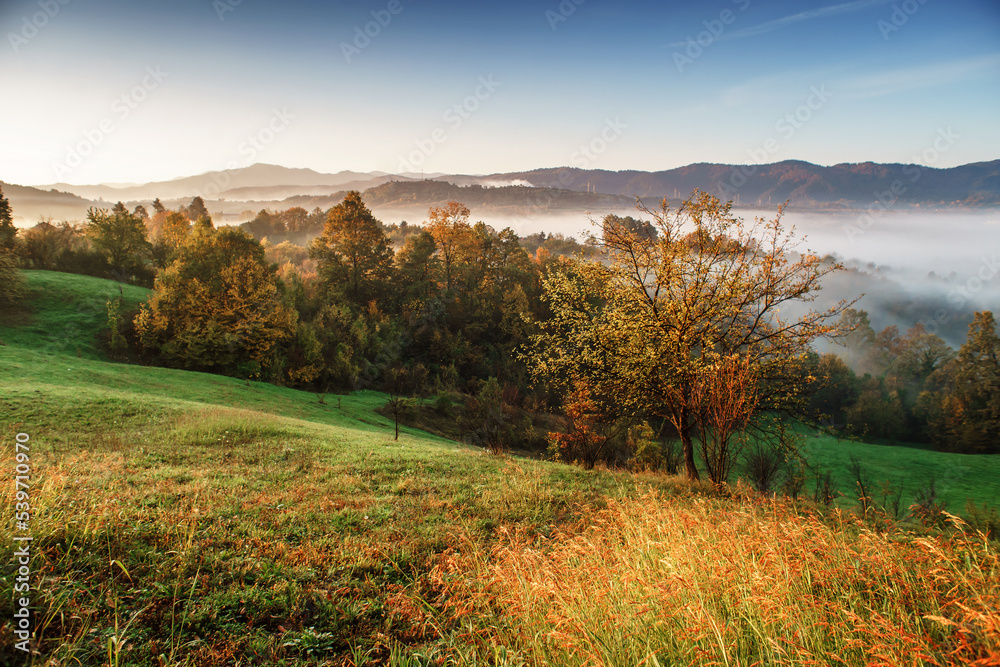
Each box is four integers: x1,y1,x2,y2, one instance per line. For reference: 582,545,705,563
135,223,300,380
527,191,851,482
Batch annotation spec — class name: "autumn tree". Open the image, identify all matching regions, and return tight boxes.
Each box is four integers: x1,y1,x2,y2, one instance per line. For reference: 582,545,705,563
310,191,394,304
395,230,441,304
184,196,210,222
919,312,1000,453
954,312,1000,451
548,378,626,470
426,201,475,291
85,204,151,281
528,191,849,482
150,211,192,269
135,225,296,378
694,354,760,484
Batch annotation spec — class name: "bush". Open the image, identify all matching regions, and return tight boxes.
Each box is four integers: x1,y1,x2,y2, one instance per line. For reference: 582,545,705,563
744,444,785,494
911,477,948,529
463,377,517,454
629,422,680,473
433,393,454,416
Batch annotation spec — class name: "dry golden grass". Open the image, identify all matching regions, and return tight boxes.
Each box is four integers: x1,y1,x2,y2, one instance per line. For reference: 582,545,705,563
433,487,1000,666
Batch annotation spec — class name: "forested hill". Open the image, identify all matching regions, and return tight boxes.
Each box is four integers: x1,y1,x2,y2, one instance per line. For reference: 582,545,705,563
276,181,636,215
363,180,634,211
8,159,1000,224
475,159,1000,208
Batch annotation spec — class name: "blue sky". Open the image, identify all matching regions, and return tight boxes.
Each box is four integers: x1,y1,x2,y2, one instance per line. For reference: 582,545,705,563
1,0,998,185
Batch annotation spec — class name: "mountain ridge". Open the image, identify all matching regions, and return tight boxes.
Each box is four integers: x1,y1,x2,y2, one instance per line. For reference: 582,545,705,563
7,159,998,224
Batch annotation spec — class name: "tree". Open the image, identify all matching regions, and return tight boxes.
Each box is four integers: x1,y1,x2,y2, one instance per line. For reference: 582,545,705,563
85,205,151,281
892,324,955,386
836,308,877,373
383,365,413,441
280,207,310,235
0,184,16,252
426,201,475,291
150,211,192,269
184,196,210,223
395,230,441,303
950,312,1000,453
310,191,394,304
135,226,296,378
0,184,24,308
695,354,760,484
527,191,850,482
462,377,517,454
548,378,625,470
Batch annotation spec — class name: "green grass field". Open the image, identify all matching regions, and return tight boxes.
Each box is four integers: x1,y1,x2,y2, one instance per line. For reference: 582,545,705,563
796,429,1000,516
0,270,997,666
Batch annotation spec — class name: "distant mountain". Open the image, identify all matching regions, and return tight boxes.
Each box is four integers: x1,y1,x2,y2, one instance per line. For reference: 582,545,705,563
41,164,394,202
1,182,95,223
9,159,999,225
475,160,1000,208
361,180,633,212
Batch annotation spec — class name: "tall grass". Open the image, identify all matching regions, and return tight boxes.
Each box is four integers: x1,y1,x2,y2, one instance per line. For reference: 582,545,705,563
434,488,1000,666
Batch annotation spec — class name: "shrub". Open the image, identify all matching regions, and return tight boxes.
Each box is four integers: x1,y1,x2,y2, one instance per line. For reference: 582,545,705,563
911,477,949,529
743,444,785,494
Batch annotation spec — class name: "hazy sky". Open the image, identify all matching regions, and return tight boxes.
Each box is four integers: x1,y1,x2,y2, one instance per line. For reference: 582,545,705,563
1,0,998,185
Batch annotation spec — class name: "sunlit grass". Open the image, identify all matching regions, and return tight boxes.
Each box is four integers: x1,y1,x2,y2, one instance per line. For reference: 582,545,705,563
435,489,1000,666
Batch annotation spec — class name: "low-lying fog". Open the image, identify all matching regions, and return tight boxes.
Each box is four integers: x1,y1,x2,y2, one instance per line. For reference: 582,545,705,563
463,207,1000,349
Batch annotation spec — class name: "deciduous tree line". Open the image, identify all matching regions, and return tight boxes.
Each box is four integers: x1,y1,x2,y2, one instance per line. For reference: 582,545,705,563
2,184,996,476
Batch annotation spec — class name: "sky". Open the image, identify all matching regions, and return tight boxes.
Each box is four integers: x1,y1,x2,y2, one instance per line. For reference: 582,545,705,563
1,0,998,186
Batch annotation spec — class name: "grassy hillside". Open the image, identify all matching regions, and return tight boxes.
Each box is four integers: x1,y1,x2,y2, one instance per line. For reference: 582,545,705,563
797,430,1000,516
0,271,150,360
1,271,997,665
0,273,636,664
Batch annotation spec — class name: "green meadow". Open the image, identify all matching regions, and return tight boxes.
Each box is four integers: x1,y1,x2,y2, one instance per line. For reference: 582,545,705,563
0,271,997,666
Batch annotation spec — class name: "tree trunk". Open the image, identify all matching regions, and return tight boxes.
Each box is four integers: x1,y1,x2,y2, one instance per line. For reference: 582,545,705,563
681,421,699,480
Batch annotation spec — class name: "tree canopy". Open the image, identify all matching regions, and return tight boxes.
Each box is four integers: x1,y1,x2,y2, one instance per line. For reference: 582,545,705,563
85,204,151,281
527,191,849,481
310,191,394,305
135,225,297,379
